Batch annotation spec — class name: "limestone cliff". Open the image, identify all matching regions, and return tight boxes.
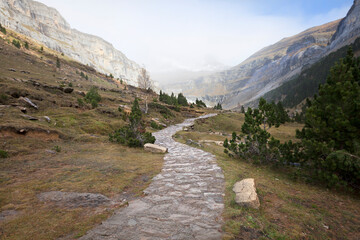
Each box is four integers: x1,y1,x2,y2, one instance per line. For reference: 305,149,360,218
329,0,360,51
0,0,142,85
184,0,360,109
183,20,340,109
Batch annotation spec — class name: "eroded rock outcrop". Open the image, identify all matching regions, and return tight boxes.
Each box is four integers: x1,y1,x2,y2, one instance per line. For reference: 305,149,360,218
0,0,142,85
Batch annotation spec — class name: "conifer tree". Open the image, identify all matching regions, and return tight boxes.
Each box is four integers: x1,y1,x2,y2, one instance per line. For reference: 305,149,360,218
296,47,360,187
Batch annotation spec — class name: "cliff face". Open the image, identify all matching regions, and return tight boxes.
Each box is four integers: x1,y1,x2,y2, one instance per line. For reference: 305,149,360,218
186,1,360,109
183,20,340,109
0,0,142,85
329,0,360,51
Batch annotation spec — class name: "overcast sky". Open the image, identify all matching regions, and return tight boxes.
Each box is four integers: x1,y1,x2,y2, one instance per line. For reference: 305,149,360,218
37,0,352,75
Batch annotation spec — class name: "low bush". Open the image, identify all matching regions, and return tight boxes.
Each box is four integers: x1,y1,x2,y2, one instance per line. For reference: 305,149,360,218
0,150,8,158
12,39,21,49
84,87,101,109
110,99,155,148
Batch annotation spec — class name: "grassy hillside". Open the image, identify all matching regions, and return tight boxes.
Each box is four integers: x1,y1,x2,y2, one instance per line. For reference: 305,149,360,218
0,30,209,239
258,37,360,109
175,113,360,240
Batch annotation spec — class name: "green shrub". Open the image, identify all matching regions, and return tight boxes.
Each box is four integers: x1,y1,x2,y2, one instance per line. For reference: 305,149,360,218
0,150,8,158
150,121,163,130
0,24,6,35
56,57,61,68
24,41,29,49
148,102,174,119
68,82,73,87
195,98,206,108
77,98,84,107
224,98,283,163
109,99,156,148
213,103,222,110
0,94,9,104
12,39,21,49
84,87,101,109
52,146,61,153
294,47,360,188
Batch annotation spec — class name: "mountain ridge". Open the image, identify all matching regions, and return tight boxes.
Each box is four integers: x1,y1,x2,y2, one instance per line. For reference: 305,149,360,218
181,19,340,108
0,0,142,85
181,0,360,109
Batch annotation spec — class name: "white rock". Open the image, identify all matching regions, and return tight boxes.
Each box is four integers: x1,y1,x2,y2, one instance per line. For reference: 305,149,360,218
144,143,168,153
233,178,260,209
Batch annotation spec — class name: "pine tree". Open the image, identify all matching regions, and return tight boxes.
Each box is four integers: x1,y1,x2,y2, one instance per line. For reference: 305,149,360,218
177,93,188,106
241,106,245,113
296,47,360,187
224,98,282,162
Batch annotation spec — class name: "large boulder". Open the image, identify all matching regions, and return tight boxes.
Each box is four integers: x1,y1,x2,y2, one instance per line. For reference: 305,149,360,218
144,143,168,153
233,178,260,209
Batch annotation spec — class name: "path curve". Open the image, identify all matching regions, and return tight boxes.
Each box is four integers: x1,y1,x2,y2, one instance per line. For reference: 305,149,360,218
81,114,225,240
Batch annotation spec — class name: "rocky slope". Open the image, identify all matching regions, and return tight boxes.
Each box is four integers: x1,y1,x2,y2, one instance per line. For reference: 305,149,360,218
0,0,142,85
183,20,339,109
328,0,360,51
183,0,360,109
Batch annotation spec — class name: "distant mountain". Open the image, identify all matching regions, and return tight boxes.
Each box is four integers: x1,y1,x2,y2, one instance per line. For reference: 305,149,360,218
250,37,360,110
248,0,360,109
0,0,142,85
180,0,360,109
181,20,340,108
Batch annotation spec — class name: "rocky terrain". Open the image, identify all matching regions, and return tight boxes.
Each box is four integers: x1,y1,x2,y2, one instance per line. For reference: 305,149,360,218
181,0,360,109
0,0,142,85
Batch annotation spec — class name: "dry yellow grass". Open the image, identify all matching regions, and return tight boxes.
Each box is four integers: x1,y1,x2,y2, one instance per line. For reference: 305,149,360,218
175,113,360,240
0,34,201,239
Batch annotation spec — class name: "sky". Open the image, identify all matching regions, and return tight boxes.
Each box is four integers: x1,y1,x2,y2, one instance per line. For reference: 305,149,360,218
37,0,353,77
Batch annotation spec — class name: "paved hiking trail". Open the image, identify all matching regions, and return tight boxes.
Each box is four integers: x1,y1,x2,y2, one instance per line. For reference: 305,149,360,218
81,114,225,240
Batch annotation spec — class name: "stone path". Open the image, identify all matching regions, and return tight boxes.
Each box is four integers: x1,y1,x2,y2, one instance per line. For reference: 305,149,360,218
81,114,225,240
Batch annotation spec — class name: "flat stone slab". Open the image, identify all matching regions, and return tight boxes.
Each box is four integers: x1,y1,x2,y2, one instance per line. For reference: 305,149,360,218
144,143,168,153
38,191,112,208
233,178,260,209
81,114,225,240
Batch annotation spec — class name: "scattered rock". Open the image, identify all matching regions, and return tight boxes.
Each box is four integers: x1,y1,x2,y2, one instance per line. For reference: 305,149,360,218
43,116,51,123
233,178,260,209
38,191,112,208
186,139,203,148
18,129,27,134
151,118,167,127
63,87,74,93
199,140,224,146
144,143,168,153
21,114,38,121
0,105,11,108
18,107,27,113
0,210,19,221
45,149,57,154
8,68,16,72
19,97,38,109
76,90,86,96
20,70,30,74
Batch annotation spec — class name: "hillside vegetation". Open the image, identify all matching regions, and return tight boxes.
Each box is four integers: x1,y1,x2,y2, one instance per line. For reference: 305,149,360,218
0,29,208,239
257,37,360,109
175,113,360,239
